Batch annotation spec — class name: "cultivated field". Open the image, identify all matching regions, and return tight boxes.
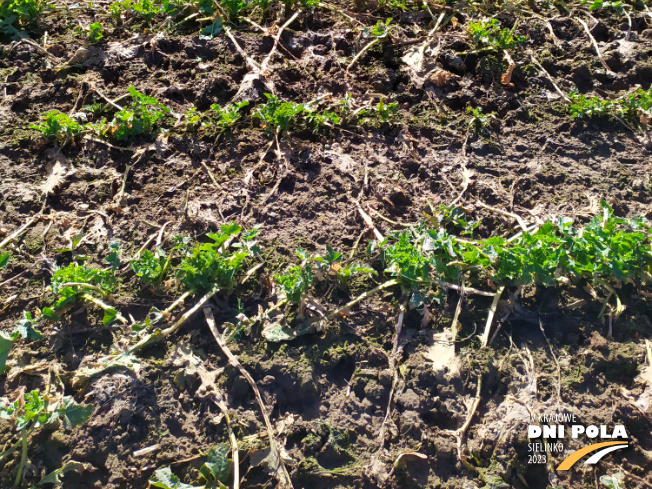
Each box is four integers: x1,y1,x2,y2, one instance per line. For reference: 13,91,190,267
1,0,651,487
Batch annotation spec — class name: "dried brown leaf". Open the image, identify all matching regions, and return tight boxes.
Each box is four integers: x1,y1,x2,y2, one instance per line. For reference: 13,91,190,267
41,160,75,195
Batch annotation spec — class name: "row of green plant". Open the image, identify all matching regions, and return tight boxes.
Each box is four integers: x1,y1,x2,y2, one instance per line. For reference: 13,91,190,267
569,87,652,128
270,202,650,337
30,86,172,144
5,202,649,364
31,90,400,145
108,0,317,27
1,203,649,484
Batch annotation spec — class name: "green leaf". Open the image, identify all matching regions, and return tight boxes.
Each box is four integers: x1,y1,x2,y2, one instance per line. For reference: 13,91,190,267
149,467,204,489
199,19,223,40
0,253,9,268
42,307,60,321
60,396,93,429
102,307,118,325
199,444,231,485
37,460,95,487
15,312,43,341
220,222,241,236
262,322,296,342
0,332,15,375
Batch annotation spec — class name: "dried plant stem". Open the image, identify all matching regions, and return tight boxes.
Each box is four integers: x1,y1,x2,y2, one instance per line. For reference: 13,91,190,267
347,38,379,71
481,285,505,347
0,217,38,249
529,54,571,103
326,278,400,320
576,18,613,75
261,12,300,72
203,307,293,488
352,198,384,241
476,200,529,232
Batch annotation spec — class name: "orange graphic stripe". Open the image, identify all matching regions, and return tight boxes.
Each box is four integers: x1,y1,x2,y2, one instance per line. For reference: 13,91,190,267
556,441,628,471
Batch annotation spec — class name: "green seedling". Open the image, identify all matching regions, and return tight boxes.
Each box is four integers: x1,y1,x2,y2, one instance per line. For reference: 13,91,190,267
0,390,92,487
220,0,247,20
47,245,126,325
177,223,259,293
209,100,249,129
568,90,613,118
0,0,44,38
87,22,103,43
254,93,304,135
313,245,376,283
91,86,171,141
468,18,528,51
618,88,652,125
377,0,410,10
304,107,340,130
338,93,354,114
581,0,623,12
425,203,480,237
131,237,188,287
569,87,652,128
149,467,202,489
199,444,232,487
110,0,163,22
276,263,314,304
131,248,168,285
0,311,44,374
375,99,398,122
467,106,496,135
183,107,202,132
281,0,318,15
347,19,392,71
366,18,392,39
0,253,9,269
30,110,84,144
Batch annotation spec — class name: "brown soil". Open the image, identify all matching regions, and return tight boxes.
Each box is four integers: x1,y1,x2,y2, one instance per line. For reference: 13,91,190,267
1,1,651,488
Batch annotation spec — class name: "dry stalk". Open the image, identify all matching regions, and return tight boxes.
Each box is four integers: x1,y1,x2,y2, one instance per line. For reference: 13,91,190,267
529,53,571,103
476,200,529,232
203,307,293,488
210,395,240,489
575,18,614,75
0,217,38,249
369,298,408,475
481,285,505,347
352,198,384,241
260,12,300,73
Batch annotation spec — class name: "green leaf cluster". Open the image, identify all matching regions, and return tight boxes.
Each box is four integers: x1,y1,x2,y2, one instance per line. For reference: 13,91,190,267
0,0,44,38
468,19,528,51
177,223,258,292
0,390,92,431
569,88,652,128
88,22,104,43
110,0,164,22
30,110,84,144
106,86,171,141
275,263,314,304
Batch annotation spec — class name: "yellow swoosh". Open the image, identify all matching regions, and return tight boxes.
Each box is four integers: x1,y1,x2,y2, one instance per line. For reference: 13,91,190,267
556,441,628,471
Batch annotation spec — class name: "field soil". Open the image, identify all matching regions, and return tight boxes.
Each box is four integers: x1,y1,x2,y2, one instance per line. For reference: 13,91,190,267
1,1,652,488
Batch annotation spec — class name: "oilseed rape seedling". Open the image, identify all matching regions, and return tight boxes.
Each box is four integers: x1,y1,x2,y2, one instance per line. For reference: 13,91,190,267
569,87,652,127
92,86,171,141
468,18,527,51
0,390,92,487
0,0,44,38
87,21,104,43
30,110,85,144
